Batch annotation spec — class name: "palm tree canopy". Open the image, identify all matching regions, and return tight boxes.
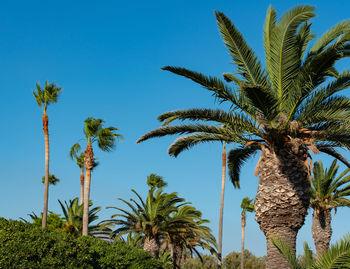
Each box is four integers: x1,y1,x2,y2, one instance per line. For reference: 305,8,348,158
311,160,350,212
69,143,98,169
33,81,62,111
83,117,123,152
241,197,254,214
137,5,350,187
41,174,60,186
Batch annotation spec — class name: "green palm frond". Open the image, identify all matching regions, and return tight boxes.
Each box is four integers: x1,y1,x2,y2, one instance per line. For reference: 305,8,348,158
41,174,60,186
241,197,254,213
227,146,259,188
69,143,82,160
271,236,303,269
215,11,269,87
33,81,62,111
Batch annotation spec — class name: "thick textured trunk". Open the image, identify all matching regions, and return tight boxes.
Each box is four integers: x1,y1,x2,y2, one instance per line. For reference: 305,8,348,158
80,172,84,205
172,243,183,269
143,236,160,258
312,209,332,255
42,112,49,229
255,145,310,269
218,143,226,269
82,142,94,236
241,213,245,269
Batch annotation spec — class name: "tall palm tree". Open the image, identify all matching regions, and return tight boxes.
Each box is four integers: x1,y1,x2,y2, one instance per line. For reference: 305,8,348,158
74,117,122,236
104,174,184,258
310,160,350,254
218,142,226,269
69,144,99,205
41,174,60,186
241,197,254,269
33,81,62,229
137,6,350,268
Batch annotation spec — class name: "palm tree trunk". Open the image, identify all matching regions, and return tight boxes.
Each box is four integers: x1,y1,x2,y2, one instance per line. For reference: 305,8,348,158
255,145,310,269
218,142,226,269
312,209,332,254
241,212,245,269
80,172,84,205
82,142,94,236
172,243,183,269
42,111,49,229
144,235,160,259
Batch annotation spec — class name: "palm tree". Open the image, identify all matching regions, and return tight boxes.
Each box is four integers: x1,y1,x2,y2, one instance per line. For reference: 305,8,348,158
33,81,62,229
218,142,226,269
58,197,102,237
69,144,99,205
74,117,122,236
241,197,254,269
272,234,350,268
104,174,184,258
137,6,350,268
41,174,60,185
310,160,350,254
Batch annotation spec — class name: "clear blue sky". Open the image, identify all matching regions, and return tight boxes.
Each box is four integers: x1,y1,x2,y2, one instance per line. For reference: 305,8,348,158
1,0,349,258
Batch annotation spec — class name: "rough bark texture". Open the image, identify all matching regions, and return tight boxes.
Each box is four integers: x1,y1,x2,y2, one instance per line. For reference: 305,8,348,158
241,213,245,269
80,173,84,205
312,210,332,255
172,243,183,269
255,145,310,269
42,112,49,229
82,142,94,236
143,236,160,259
218,143,226,269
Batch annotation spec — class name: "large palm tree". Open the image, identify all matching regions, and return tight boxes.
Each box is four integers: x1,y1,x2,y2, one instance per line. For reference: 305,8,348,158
74,117,122,236
137,6,350,268
33,81,62,229
241,197,254,269
310,160,350,254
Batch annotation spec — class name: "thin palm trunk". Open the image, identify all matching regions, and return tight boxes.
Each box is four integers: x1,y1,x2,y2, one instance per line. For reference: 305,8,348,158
255,146,310,269
172,243,183,269
42,111,49,229
144,235,160,259
82,142,93,236
218,142,226,269
241,212,245,269
312,209,332,255
80,172,84,205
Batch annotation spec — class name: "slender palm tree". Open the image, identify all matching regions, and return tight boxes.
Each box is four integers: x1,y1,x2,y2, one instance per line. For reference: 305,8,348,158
310,160,350,254
218,142,226,269
241,197,254,269
74,117,122,236
137,6,350,268
272,234,350,269
41,174,60,185
104,174,184,258
69,144,99,205
33,81,62,229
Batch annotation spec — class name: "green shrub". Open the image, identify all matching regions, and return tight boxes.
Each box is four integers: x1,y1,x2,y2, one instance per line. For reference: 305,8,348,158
0,218,163,268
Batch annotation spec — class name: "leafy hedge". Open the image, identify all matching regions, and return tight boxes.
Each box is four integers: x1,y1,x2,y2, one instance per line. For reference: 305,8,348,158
0,218,163,268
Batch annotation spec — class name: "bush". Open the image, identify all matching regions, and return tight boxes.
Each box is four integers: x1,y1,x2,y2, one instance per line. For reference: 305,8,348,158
0,218,163,268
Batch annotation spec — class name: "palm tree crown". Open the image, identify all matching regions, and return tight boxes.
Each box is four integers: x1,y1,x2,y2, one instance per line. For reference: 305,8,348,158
311,160,350,213
33,81,62,112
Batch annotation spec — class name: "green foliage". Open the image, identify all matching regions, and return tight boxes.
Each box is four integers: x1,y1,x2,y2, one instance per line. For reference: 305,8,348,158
41,174,60,185
32,81,62,111
272,233,350,268
223,250,266,269
0,218,163,269
137,5,350,188
182,255,217,269
311,159,350,212
24,211,64,231
241,197,255,214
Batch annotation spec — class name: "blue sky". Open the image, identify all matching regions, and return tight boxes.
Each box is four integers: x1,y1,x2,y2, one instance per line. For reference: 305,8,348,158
1,0,350,258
